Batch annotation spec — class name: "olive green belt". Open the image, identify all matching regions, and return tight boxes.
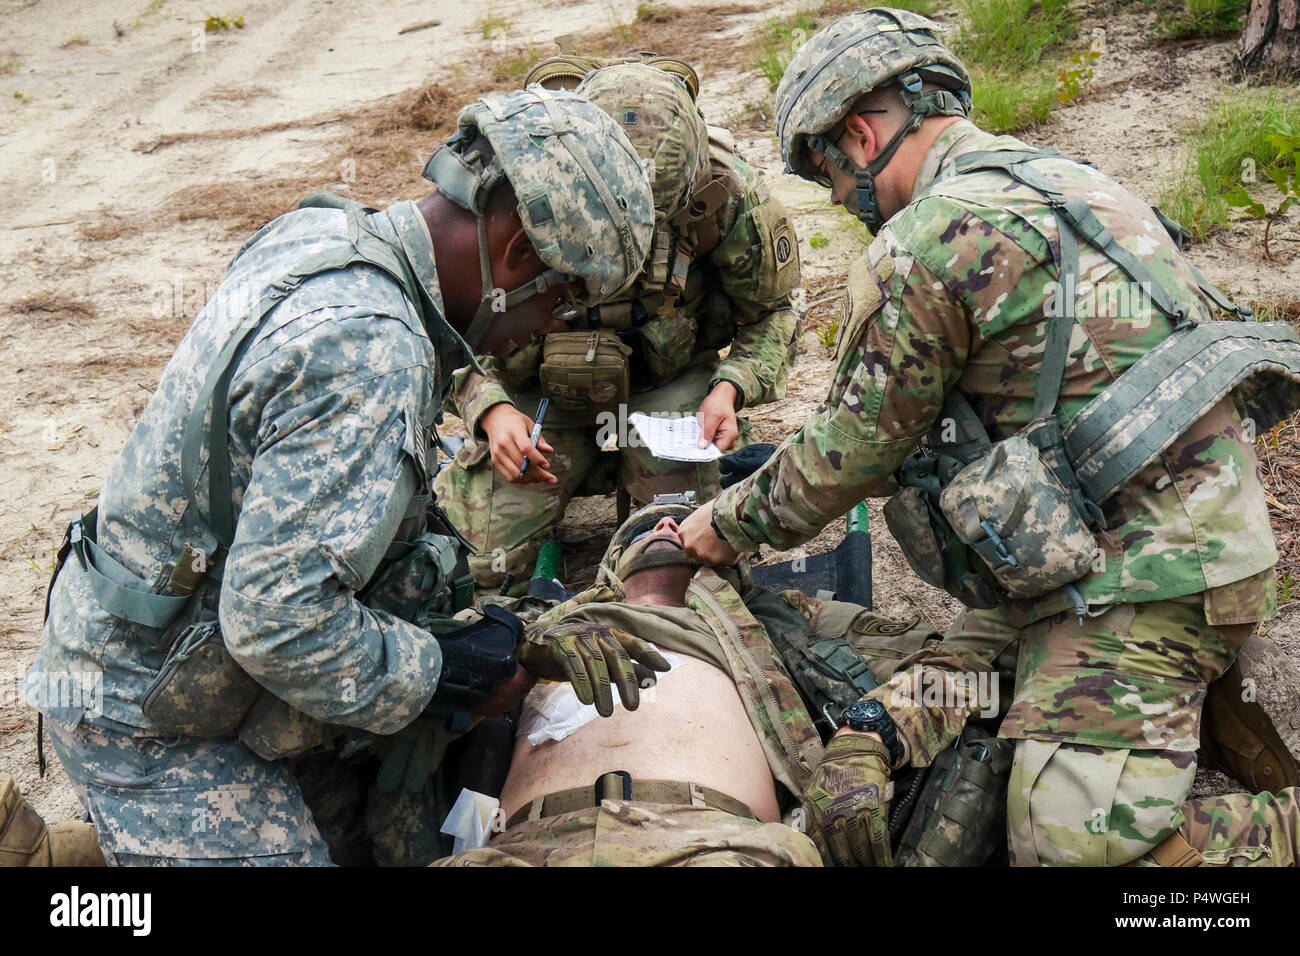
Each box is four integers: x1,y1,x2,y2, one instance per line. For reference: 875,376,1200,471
506,770,756,830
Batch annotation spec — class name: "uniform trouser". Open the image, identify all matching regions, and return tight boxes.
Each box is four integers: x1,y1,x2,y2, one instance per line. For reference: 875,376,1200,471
431,800,822,867
46,719,441,866
883,596,1300,865
436,364,749,590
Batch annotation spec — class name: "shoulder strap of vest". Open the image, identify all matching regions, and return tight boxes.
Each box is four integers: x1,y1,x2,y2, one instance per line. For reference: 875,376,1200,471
181,197,425,547
687,569,821,796
1064,320,1300,503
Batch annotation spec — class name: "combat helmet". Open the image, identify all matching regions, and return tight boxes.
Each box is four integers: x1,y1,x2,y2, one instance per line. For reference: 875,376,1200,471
576,62,710,224
775,7,972,231
597,496,699,589
422,87,655,351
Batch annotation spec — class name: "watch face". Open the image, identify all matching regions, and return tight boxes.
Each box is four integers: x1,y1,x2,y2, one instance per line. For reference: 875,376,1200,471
845,699,884,727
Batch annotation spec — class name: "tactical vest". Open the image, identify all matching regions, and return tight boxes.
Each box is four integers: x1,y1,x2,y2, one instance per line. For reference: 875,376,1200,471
45,193,474,760
885,149,1300,613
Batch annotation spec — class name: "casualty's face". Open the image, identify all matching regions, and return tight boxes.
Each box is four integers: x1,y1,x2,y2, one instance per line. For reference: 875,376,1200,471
638,515,684,550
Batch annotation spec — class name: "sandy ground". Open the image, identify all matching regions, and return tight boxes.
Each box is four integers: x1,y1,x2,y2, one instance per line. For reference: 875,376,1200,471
1,0,1297,825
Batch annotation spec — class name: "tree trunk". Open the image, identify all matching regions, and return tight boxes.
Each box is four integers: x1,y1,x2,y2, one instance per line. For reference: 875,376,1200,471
1237,0,1300,78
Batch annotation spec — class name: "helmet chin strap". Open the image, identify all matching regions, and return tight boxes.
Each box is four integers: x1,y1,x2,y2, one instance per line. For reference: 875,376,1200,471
423,138,575,353
811,113,921,232
808,73,973,232
461,209,571,352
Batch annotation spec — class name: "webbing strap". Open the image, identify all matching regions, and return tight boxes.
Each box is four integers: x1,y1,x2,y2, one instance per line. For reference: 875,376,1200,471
951,149,1247,326
68,509,189,628
1064,321,1300,503
504,777,755,829
1034,179,1079,421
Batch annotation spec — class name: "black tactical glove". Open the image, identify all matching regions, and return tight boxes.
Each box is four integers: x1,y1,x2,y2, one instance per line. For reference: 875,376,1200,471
718,443,776,488
376,606,527,793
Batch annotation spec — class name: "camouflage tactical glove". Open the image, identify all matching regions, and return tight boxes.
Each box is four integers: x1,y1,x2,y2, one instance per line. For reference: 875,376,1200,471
519,621,670,717
802,732,894,866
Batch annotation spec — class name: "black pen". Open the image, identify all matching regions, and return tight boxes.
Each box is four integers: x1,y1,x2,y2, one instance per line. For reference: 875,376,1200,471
519,397,549,476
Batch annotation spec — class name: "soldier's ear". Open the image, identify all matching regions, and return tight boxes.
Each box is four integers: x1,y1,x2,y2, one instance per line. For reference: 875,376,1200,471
500,223,544,275
844,112,879,164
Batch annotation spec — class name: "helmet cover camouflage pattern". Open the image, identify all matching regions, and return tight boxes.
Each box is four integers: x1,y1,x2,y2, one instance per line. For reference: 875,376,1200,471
775,7,972,183
426,87,654,305
576,62,710,223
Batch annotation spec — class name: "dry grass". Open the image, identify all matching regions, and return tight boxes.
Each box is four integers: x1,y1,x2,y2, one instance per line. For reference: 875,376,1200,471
171,178,315,232
576,3,760,72
1250,299,1300,600
78,215,131,242
9,295,98,321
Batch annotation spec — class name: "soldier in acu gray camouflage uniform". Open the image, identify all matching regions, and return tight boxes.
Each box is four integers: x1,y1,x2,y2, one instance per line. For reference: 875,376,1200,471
22,88,654,866
680,8,1300,867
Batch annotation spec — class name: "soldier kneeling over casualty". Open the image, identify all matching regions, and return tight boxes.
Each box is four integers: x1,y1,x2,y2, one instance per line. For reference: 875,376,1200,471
16,88,656,866
680,7,1300,867
436,58,804,594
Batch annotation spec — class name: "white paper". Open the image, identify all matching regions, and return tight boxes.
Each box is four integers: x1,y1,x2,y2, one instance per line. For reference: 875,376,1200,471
627,412,723,462
439,788,501,853
517,649,687,745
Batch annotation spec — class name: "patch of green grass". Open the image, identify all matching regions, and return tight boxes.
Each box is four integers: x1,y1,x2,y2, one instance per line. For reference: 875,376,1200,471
495,46,542,81
478,14,509,38
956,0,1075,133
969,67,1058,133
1154,0,1247,40
956,0,1072,71
635,2,674,22
204,14,245,33
1159,89,1300,240
609,3,636,43
755,9,819,90
809,232,830,248
814,317,839,350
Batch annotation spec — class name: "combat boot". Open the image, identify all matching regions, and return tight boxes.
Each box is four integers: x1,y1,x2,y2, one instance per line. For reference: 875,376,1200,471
0,773,105,867
1199,639,1300,793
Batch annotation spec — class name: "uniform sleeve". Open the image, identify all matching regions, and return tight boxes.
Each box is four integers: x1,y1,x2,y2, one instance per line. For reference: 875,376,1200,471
219,356,445,736
444,357,517,437
712,228,975,553
709,166,803,408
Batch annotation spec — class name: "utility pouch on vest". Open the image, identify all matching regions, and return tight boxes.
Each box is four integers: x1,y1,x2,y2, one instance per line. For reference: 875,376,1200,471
938,430,1096,599
360,532,472,624
638,310,699,383
893,727,1013,867
538,330,632,425
884,436,1003,612
238,692,339,762
141,612,259,737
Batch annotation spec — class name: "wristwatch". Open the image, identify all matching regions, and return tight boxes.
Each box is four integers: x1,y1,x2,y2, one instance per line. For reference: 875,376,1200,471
841,699,903,764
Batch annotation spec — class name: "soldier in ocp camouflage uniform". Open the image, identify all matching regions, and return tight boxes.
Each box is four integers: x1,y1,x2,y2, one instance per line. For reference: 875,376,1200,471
436,62,803,592
679,8,1300,866
21,89,656,865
